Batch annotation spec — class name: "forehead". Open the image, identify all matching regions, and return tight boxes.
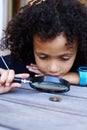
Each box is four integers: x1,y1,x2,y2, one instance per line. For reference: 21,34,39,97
33,34,77,54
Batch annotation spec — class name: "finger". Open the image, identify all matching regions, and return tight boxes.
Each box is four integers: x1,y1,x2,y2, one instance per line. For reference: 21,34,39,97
5,70,15,86
0,70,15,87
26,65,40,73
0,83,21,94
26,66,39,71
29,63,37,67
0,68,6,75
15,73,30,79
0,82,22,94
35,74,44,77
26,64,39,69
0,69,8,84
11,83,21,88
26,65,44,75
27,67,41,74
0,86,12,94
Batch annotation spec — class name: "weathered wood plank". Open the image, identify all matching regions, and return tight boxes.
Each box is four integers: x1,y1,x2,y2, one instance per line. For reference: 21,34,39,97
0,85,87,116
0,85,87,130
0,99,87,130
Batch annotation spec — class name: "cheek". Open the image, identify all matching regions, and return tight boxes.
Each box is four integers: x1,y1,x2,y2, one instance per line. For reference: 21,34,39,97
36,60,48,74
36,60,45,68
64,58,76,72
34,56,47,70
64,63,72,72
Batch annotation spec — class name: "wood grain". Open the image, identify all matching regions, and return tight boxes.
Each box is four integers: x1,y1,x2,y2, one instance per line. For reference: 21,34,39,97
0,85,87,130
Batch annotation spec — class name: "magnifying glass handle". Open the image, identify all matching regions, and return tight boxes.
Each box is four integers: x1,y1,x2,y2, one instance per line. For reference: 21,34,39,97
13,77,22,83
13,77,31,83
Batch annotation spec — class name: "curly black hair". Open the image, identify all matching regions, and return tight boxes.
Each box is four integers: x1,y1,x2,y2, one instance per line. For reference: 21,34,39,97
3,0,87,69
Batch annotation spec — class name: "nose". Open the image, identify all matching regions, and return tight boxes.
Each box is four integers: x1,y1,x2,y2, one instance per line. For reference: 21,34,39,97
48,62,60,74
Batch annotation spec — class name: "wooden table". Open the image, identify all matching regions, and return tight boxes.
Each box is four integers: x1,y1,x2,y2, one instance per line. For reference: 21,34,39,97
0,83,87,130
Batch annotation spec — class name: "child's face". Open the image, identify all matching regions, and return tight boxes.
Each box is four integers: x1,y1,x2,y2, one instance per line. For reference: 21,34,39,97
33,34,77,77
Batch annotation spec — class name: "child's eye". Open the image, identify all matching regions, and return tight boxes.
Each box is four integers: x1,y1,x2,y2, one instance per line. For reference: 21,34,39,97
39,55,48,59
61,56,70,61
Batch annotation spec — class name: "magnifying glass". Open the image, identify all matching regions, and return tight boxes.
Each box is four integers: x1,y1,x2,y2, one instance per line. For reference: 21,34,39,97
13,76,70,93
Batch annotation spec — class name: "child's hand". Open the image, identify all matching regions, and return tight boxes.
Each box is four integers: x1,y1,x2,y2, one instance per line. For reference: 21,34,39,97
0,68,29,94
26,64,44,76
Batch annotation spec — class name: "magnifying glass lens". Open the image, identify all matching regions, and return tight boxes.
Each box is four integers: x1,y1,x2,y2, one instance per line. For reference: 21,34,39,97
31,81,69,93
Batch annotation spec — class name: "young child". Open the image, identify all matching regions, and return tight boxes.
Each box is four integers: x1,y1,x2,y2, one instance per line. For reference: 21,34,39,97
0,0,87,94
